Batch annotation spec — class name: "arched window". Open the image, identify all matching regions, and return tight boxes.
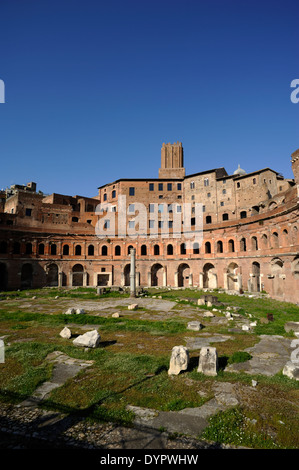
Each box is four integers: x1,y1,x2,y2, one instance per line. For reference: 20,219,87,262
222,213,229,221
141,245,147,256
216,241,223,253
193,242,200,254
240,211,247,219
50,244,57,255
167,244,173,255
205,242,211,254
261,234,268,247
101,245,108,256
240,238,246,252
228,239,235,252
88,245,94,256
272,232,279,248
154,244,160,255
127,245,133,255
251,236,258,251
75,245,82,256
63,244,69,255
180,243,186,255
115,245,121,256
206,215,212,224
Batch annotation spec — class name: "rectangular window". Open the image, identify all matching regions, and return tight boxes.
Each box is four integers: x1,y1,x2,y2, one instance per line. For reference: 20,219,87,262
111,206,117,212
149,203,155,212
220,201,224,206
158,204,164,213
168,220,173,228
149,183,154,191
222,189,226,194
149,220,154,228
176,205,182,213
202,205,206,212
129,220,135,228
103,193,107,201
129,187,135,196
190,182,195,189
167,204,173,213
128,204,135,213
112,190,116,198
158,183,163,191
167,183,172,191
104,220,110,229
158,221,164,228
25,208,32,216
237,182,240,188
177,183,182,190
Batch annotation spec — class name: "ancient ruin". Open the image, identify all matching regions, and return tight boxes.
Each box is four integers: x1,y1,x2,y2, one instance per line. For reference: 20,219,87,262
0,143,298,304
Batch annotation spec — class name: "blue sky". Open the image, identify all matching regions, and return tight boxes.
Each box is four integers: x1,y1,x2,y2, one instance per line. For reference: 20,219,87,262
0,0,298,197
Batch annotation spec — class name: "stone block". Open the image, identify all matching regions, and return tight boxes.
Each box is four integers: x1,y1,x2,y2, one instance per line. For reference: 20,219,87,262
59,327,72,339
187,321,203,331
73,330,101,348
168,345,189,375
197,347,218,376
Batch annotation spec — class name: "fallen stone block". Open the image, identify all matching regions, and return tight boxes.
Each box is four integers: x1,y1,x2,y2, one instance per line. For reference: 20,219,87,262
112,312,120,318
128,303,138,310
76,308,85,314
187,321,203,331
73,330,101,348
284,322,299,333
65,308,75,315
59,327,72,339
283,361,299,381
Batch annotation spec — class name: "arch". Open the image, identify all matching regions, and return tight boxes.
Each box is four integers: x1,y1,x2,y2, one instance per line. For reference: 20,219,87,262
292,256,299,279
240,211,247,219
251,236,258,251
205,241,211,254
101,245,108,256
270,258,284,297
261,234,268,247
21,263,33,289
193,242,200,255
0,263,8,291
180,243,186,255
240,238,246,252
50,244,57,255
75,245,82,256
271,232,279,248
252,206,260,215
72,264,84,287
251,262,260,292
46,263,58,287
269,201,277,211
228,239,235,252
124,264,130,286
203,263,217,288
167,244,173,255
0,241,7,254
151,263,164,286
127,245,133,255
178,263,190,287
115,245,121,256
88,244,94,256
227,262,239,291
140,244,147,256
216,240,223,253
154,244,160,256
63,244,69,255
38,243,45,255
292,226,298,245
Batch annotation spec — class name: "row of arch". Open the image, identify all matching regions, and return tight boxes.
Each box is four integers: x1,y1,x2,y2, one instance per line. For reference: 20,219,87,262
1,256,298,293
0,227,297,259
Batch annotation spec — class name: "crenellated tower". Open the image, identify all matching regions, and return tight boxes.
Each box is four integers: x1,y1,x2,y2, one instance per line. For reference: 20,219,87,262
159,141,185,179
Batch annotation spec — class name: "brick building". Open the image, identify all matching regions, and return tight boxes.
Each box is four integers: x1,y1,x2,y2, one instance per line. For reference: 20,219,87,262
0,143,298,303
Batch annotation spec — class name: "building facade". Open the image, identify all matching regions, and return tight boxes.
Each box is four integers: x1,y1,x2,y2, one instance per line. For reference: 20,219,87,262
0,143,298,304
